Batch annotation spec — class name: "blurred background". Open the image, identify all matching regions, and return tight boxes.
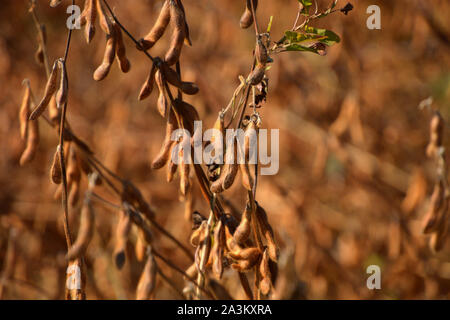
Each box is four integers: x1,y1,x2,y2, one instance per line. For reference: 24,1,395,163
0,0,450,299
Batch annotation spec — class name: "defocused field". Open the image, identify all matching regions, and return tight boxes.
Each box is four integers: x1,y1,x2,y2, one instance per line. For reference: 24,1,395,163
0,0,450,299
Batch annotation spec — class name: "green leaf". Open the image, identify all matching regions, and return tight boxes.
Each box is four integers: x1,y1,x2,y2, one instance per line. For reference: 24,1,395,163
298,0,313,15
303,26,340,46
284,43,320,54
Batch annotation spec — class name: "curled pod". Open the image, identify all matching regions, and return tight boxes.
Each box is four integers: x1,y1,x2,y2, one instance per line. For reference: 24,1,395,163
138,63,157,101
136,250,158,300
211,220,225,279
190,220,207,247
93,32,117,81
139,0,171,50
155,70,169,117
164,0,186,66
114,209,131,269
256,203,279,262
20,115,39,166
19,81,31,140
113,23,131,73
233,203,252,245
50,146,62,185
240,0,258,29
151,112,178,170
166,158,178,182
423,181,446,234
84,0,96,43
160,63,199,95
30,61,59,120
66,196,95,260
259,249,272,296
56,60,68,109
248,63,266,86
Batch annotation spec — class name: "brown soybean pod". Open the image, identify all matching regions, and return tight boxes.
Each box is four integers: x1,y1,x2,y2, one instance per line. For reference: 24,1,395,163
30,61,58,120
19,82,31,140
96,0,113,34
136,250,157,300
212,220,224,279
240,0,258,29
222,150,238,191
140,0,171,50
113,23,131,73
56,60,68,109
114,209,131,269
179,151,191,196
93,32,116,81
190,220,207,247
256,204,279,262
166,158,178,182
240,163,254,191
426,112,444,158
233,203,251,245
79,0,89,26
248,63,265,86
84,0,96,44
160,63,199,95
155,70,169,117
229,247,261,261
20,115,40,166
50,146,62,185
66,197,95,260
164,0,186,66
138,63,157,101
255,37,268,65
174,0,192,46
151,114,178,170
259,249,272,295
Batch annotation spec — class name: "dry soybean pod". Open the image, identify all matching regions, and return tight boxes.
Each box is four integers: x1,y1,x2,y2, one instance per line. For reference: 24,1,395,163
114,208,131,269
113,22,131,73
151,108,178,169
138,63,157,101
50,145,62,185
256,203,279,262
240,0,258,29
160,62,198,95
240,163,254,191
165,0,186,66
29,60,58,120
167,157,178,182
233,203,252,245
79,0,89,26
174,0,192,46
96,0,113,34
136,249,158,300
248,63,265,86
19,80,31,140
155,70,169,117
179,146,191,196
84,0,96,43
20,110,40,166
190,220,207,247
423,181,446,233
211,220,225,279
222,143,238,190
140,0,171,50
56,59,68,109
66,195,95,260
93,32,116,81
259,248,272,295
